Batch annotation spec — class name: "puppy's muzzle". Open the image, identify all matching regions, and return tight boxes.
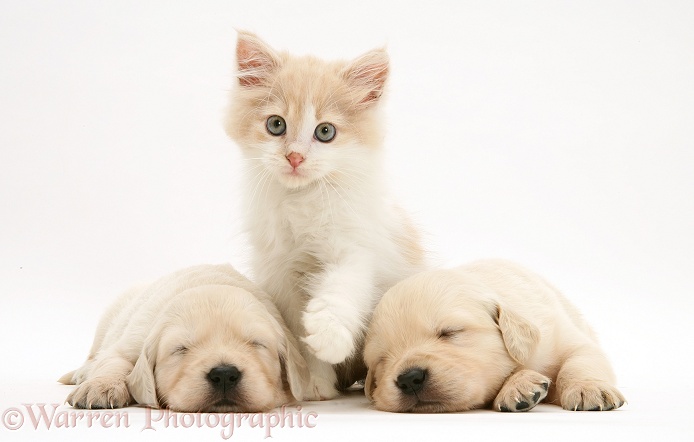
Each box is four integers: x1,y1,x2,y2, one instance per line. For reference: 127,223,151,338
396,368,427,395
207,365,242,393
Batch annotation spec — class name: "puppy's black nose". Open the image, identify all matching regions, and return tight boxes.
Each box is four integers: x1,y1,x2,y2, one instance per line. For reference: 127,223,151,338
207,365,242,391
396,368,427,394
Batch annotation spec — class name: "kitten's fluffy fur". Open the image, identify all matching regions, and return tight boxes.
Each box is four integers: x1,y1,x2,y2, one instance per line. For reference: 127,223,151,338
225,31,426,399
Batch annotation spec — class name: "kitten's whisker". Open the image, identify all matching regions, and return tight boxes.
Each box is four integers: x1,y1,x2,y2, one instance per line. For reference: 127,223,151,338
318,178,335,229
323,177,362,223
237,106,260,128
321,86,347,114
239,157,266,161
245,167,272,213
331,168,370,188
258,163,280,208
275,79,289,108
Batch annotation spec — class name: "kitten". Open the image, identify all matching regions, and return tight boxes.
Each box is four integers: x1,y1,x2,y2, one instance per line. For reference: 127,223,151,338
225,31,426,400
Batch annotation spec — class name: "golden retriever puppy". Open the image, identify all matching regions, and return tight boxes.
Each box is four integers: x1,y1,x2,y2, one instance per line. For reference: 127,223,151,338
364,260,626,413
60,264,309,412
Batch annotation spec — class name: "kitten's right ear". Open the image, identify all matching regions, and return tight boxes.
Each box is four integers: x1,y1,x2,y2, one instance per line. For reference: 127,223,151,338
235,31,281,87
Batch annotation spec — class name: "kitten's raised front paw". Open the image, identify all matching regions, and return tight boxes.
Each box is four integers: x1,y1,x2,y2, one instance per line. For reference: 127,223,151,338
561,381,626,411
302,301,355,364
302,354,339,401
303,375,340,401
66,376,131,409
493,370,550,412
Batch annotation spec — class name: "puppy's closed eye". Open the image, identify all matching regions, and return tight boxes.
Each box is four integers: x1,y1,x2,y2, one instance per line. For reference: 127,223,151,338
172,345,189,355
251,341,268,349
437,328,464,339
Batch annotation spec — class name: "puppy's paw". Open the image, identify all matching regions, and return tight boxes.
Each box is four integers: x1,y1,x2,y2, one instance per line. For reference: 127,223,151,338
561,381,626,411
302,300,355,364
494,370,550,412
66,376,131,409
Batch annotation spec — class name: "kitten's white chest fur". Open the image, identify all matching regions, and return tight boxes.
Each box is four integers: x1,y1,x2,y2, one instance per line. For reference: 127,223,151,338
247,164,414,298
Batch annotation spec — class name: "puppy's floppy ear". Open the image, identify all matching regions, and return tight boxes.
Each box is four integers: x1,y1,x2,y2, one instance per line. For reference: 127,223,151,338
278,325,310,401
495,303,540,365
126,335,159,408
364,368,376,400
255,291,310,401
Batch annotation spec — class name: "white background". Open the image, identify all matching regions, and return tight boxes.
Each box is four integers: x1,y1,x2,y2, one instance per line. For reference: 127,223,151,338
1,1,692,440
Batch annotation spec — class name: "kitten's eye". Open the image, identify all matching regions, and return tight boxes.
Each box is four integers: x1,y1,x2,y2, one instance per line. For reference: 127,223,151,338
266,115,286,136
314,122,336,143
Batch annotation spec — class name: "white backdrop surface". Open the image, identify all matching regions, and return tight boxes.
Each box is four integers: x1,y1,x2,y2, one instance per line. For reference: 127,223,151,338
1,1,692,440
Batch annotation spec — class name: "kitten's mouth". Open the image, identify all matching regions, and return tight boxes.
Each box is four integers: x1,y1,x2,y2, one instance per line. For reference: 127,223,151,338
284,167,308,181
277,167,314,188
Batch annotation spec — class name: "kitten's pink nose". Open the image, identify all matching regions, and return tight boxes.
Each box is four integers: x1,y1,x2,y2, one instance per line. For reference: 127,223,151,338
286,152,304,168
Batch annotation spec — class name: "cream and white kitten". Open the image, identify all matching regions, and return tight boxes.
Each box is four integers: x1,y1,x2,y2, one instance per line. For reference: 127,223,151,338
225,31,426,399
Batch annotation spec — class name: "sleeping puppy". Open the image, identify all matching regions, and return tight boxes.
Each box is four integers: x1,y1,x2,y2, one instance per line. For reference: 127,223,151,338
364,260,626,413
60,264,309,412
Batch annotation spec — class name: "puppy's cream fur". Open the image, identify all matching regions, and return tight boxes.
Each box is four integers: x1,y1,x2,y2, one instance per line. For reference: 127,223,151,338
364,260,625,412
60,264,309,412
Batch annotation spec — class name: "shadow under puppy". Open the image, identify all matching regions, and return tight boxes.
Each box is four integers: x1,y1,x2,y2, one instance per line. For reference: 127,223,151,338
60,264,309,412
364,260,626,412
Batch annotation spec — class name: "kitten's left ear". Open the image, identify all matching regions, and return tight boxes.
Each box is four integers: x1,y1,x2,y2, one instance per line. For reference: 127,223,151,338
342,48,389,106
